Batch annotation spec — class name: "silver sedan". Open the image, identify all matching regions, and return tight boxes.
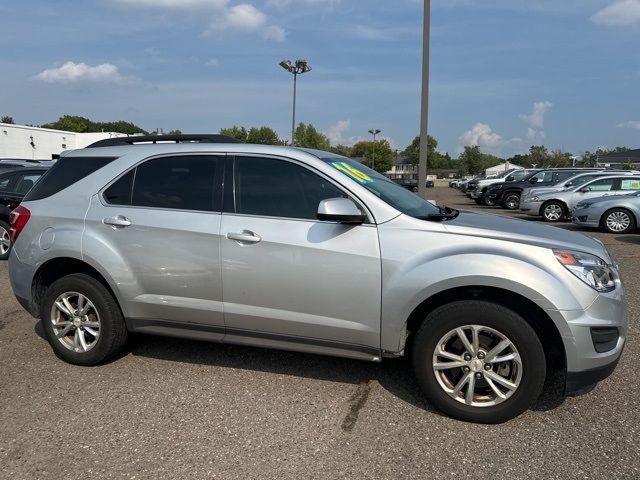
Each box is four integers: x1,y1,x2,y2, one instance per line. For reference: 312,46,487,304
574,191,640,234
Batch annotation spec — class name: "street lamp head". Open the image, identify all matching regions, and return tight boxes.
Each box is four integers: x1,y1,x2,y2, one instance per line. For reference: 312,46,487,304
279,59,293,72
295,59,311,74
368,129,381,136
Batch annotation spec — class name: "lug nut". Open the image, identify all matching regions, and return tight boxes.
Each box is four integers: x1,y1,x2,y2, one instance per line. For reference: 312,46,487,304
475,373,483,379
464,354,472,361
477,351,485,359
484,364,492,371
463,366,470,373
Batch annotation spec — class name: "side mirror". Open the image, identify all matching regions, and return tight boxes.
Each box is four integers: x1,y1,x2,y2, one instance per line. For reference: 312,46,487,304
580,186,591,193
317,197,366,224
529,178,539,184
505,175,514,182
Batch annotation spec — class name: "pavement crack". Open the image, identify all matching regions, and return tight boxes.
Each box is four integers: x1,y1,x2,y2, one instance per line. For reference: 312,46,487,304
341,380,372,432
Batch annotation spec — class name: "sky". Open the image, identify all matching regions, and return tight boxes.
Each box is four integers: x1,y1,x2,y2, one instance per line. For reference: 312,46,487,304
0,0,639,157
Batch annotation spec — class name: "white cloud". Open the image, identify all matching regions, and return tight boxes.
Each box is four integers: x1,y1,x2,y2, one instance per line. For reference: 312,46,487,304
460,122,504,148
591,0,640,26
112,0,285,42
267,0,341,8
206,58,221,67
617,120,640,129
111,0,229,9
33,62,134,84
207,3,286,41
326,120,350,144
520,100,552,129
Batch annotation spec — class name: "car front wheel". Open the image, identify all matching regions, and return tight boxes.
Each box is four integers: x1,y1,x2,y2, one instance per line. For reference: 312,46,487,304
502,193,521,210
541,201,566,222
41,273,128,366
412,300,546,423
602,208,636,234
0,220,11,260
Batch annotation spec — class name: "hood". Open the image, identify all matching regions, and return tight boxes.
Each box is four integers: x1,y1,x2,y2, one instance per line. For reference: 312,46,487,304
440,211,610,262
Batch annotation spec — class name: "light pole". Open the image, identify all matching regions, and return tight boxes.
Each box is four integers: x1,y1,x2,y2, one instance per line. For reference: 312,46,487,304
418,0,431,198
368,128,381,171
279,59,312,146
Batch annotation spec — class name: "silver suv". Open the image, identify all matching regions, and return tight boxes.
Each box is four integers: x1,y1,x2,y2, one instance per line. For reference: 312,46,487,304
8,136,626,423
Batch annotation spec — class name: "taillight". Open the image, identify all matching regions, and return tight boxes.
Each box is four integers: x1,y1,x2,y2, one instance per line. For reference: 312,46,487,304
9,205,31,243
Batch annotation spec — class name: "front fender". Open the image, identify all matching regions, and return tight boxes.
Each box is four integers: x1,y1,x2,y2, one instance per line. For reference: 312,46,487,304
378,219,598,353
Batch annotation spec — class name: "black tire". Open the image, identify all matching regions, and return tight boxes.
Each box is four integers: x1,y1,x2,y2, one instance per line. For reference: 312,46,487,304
41,273,128,366
540,201,566,223
482,194,496,206
600,208,636,234
502,193,521,210
0,220,11,261
412,300,546,424
473,198,483,205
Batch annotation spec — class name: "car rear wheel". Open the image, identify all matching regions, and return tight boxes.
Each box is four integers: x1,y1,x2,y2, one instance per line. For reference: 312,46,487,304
0,220,11,260
41,273,128,366
412,300,546,423
541,201,566,222
502,193,521,210
601,208,636,234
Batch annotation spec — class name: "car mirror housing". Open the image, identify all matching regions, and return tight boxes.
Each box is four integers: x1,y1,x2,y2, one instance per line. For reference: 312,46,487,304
580,187,591,193
529,178,538,184
317,197,366,224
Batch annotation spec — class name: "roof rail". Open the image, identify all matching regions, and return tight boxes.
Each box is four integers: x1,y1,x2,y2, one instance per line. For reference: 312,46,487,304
85,134,242,148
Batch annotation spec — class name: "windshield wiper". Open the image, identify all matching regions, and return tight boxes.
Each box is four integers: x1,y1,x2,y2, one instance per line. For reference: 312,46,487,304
415,206,460,222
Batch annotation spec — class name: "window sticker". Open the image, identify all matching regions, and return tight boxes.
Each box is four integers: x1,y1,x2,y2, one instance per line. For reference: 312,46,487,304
330,161,373,184
621,179,640,190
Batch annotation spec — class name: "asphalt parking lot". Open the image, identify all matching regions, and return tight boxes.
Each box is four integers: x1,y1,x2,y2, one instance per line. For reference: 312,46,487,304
1,186,638,480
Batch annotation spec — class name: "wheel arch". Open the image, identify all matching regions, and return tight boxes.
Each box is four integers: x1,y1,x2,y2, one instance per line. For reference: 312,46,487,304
404,286,566,373
31,257,123,317
539,199,568,218
599,207,638,230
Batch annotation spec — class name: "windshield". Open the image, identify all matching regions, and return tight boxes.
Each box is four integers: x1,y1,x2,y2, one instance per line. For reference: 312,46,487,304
320,156,440,217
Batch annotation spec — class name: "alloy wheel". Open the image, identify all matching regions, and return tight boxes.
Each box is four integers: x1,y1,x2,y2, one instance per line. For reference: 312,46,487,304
0,226,10,256
605,211,632,233
432,325,522,407
543,203,563,222
50,292,101,353
504,195,520,210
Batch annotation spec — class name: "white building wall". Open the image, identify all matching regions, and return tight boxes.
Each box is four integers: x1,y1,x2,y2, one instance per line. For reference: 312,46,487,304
0,123,129,159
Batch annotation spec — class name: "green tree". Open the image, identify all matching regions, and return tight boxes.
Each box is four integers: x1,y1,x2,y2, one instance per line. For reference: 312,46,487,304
528,145,550,167
246,126,284,145
548,149,574,167
351,139,394,174
41,115,148,134
293,123,330,150
220,125,248,142
166,129,182,135
329,144,352,157
1,116,14,124
402,135,439,166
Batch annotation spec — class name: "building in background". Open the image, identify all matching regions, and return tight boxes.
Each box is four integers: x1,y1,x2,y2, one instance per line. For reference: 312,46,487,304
0,123,131,159
596,149,640,168
485,162,523,176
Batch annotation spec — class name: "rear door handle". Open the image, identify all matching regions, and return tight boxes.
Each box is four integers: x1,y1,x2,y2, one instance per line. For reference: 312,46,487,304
103,215,132,228
227,230,261,244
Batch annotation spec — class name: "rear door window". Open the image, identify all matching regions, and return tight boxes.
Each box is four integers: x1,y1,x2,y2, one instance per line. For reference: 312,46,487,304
620,178,640,191
124,155,223,212
24,157,117,201
13,172,45,195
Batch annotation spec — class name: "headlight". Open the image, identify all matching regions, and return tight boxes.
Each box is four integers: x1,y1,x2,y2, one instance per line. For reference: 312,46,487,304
530,196,540,202
575,203,591,210
554,250,617,293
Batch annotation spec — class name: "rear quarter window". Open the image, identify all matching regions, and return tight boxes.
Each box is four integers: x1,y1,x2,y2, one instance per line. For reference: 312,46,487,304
24,156,117,201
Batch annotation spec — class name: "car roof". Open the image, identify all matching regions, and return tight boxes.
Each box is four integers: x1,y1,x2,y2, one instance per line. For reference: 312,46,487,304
0,166,49,178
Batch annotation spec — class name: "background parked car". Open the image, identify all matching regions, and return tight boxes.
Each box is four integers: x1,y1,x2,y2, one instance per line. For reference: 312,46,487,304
0,166,49,260
574,189,640,234
487,168,604,210
520,175,640,222
520,170,636,202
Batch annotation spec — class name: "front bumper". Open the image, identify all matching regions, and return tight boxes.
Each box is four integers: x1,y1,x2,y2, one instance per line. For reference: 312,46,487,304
546,283,626,396
519,199,543,215
572,211,601,228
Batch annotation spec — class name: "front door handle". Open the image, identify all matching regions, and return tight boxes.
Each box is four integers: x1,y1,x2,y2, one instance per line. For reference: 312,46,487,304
227,230,261,245
103,215,132,228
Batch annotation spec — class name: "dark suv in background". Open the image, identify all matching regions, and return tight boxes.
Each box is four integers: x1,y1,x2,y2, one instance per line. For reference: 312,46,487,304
0,166,49,259
487,168,604,210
